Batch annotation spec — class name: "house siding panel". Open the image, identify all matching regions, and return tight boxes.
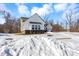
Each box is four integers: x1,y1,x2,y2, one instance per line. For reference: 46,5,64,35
20,13,51,34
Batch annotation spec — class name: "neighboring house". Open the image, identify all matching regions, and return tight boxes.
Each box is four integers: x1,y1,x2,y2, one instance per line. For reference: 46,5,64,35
20,13,52,34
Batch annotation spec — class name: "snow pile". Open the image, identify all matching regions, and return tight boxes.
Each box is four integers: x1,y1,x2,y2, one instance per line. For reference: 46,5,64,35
0,33,79,56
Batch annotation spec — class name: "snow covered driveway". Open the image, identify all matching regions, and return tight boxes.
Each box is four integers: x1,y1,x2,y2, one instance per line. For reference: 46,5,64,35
0,32,79,56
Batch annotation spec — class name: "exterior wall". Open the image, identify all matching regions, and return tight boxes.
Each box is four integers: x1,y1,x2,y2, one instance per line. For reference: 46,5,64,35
24,14,46,30
20,19,26,32
20,14,52,34
30,23,42,30
20,19,23,32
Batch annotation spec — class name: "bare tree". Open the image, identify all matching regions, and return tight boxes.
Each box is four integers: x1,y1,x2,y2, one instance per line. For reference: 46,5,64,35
48,19,54,26
64,10,76,32
0,10,10,33
0,9,20,33
43,14,49,24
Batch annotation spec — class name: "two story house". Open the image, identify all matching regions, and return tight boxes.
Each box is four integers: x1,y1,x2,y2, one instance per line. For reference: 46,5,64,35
20,13,52,34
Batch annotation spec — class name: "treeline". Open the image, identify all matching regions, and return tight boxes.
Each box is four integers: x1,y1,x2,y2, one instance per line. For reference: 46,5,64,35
44,10,79,32
0,11,20,33
48,20,79,32
46,19,79,32
0,19,20,33
0,10,79,33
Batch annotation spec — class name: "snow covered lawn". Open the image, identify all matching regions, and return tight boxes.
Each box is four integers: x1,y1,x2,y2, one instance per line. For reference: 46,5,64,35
0,32,79,56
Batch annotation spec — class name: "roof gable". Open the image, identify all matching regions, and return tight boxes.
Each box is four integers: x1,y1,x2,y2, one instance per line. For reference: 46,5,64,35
25,13,46,24
20,13,46,24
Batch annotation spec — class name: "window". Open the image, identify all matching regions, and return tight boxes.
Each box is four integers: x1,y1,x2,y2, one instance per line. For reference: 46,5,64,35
35,25,37,30
44,25,47,30
32,25,41,30
32,25,34,30
38,25,40,30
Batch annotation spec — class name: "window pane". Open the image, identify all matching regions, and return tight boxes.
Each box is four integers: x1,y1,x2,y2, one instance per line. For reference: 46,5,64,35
38,25,40,30
32,25,34,30
35,25,37,30
32,25,41,30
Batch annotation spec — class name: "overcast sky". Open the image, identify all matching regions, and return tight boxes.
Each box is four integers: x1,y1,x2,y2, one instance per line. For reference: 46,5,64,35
0,3,79,24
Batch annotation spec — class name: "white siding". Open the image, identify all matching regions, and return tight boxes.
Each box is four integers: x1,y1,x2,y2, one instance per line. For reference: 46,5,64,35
24,14,45,30
20,19,25,31
30,24,41,30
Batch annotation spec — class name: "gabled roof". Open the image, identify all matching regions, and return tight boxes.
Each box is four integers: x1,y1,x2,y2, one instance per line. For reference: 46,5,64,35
32,13,47,23
20,13,46,23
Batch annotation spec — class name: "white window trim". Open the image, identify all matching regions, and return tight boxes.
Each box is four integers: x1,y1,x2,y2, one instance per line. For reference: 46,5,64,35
32,24,41,30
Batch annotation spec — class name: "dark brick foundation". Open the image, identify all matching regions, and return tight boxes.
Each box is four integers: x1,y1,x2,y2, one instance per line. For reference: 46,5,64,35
25,30,47,34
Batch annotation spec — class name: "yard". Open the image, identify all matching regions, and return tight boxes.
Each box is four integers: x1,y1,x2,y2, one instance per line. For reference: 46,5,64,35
0,32,79,56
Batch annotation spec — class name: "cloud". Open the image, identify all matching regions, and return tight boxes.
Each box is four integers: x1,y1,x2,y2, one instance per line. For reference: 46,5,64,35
0,4,6,24
54,3,78,13
61,4,79,23
0,4,12,14
0,18,5,24
54,3,67,13
68,4,78,10
0,4,5,12
0,4,13,24
16,3,53,18
16,4,31,17
0,15,5,24
31,4,53,16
